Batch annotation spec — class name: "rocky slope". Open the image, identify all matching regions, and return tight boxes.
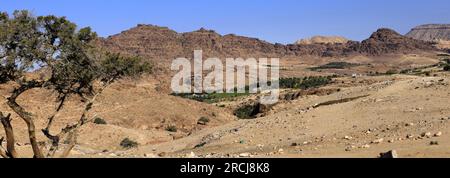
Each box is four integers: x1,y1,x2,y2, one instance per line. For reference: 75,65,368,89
406,24,450,42
97,25,438,62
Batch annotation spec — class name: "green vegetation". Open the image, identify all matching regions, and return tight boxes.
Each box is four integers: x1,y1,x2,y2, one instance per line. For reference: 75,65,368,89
310,62,361,71
120,138,138,149
279,76,332,89
0,10,152,158
234,104,261,119
93,117,107,125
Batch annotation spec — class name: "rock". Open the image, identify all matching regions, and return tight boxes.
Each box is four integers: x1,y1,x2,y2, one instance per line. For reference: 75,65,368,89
379,150,398,158
406,123,415,127
421,132,432,138
186,152,196,158
372,138,384,144
239,153,251,157
430,141,439,145
344,136,353,140
144,153,157,158
278,149,284,154
406,134,414,139
434,132,442,137
361,144,371,149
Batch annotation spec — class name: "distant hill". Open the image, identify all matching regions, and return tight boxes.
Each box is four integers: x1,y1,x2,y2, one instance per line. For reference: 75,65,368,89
406,24,450,41
97,25,438,63
295,36,349,45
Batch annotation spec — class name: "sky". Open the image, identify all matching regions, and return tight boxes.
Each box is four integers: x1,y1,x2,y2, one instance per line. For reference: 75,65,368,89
1,0,449,44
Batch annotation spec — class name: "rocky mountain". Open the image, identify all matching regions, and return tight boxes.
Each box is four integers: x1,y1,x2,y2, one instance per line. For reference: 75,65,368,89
97,25,438,63
406,24,450,42
295,36,349,45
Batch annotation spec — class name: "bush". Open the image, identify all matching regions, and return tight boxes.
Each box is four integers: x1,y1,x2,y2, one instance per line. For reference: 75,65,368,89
385,69,398,75
198,117,210,125
234,104,261,119
120,138,138,149
166,125,178,132
444,65,450,71
93,117,107,125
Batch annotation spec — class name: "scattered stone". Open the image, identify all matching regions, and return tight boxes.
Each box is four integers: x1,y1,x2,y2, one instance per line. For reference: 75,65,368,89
186,152,196,158
278,149,284,154
361,144,371,149
344,136,353,140
379,150,398,158
372,138,384,144
239,153,251,157
406,134,414,139
434,132,442,137
406,123,415,127
421,132,432,138
430,141,439,145
144,153,157,158
158,152,167,157
388,139,395,143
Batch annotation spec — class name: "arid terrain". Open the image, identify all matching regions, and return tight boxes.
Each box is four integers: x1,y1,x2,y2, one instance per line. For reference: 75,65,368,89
1,23,450,158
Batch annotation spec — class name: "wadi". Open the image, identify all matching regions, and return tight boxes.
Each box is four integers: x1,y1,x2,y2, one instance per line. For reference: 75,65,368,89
1,9,450,158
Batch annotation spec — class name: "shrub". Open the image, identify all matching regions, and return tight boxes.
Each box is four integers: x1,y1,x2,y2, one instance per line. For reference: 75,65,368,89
120,138,138,149
198,117,210,125
166,125,178,132
93,117,107,125
385,69,398,75
234,104,260,119
444,65,450,71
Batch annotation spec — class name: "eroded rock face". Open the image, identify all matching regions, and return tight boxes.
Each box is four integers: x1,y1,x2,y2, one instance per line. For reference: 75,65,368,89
406,24,450,42
97,25,438,62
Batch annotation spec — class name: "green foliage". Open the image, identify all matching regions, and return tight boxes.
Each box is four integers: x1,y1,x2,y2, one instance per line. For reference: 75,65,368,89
99,53,153,82
279,76,332,89
166,125,177,132
120,138,138,149
310,62,360,71
0,10,152,100
234,104,260,119
93,117,107,125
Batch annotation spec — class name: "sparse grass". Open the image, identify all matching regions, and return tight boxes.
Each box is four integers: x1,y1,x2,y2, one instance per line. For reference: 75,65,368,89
93,117,107,125
166,125,178,132
120,138,138,149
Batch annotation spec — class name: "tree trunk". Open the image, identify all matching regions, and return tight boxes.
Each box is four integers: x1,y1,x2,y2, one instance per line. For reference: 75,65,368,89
0,112,18,158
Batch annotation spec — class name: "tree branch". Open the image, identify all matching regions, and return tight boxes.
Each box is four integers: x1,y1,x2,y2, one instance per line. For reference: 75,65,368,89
46,79,113,157
6,80,46,158
0,112,18,158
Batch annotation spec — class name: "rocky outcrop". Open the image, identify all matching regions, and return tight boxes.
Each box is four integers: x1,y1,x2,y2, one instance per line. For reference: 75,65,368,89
295,36,349,45
406,24,450,42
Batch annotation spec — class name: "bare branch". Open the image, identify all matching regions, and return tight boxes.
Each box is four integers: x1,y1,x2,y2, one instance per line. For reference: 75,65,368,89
60,131,77,158
0,112,18,158
46,79,113,157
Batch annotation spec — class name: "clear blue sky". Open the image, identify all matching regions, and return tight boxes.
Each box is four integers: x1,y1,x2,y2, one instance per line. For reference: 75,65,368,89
1,0,449,44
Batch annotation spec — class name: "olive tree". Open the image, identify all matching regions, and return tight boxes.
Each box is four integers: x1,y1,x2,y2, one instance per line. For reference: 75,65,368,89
0,10,151,158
